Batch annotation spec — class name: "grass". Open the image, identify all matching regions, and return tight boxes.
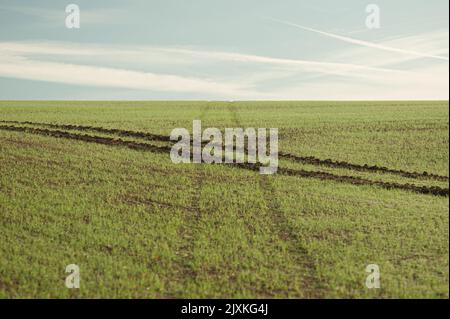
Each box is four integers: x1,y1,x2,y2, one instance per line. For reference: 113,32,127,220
0,100,448,298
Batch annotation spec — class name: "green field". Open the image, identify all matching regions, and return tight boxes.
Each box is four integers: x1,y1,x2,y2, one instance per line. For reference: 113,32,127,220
0,100,448,298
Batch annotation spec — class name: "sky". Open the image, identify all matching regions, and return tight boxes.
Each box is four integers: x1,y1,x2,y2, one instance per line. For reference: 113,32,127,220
0,0,448,100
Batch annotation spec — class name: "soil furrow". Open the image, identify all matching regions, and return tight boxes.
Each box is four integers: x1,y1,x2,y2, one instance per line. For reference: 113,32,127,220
1,124,447,197
0,124,171,154
0,120,170,142
233,163,449,197
279,152,448,182
2,120,447,182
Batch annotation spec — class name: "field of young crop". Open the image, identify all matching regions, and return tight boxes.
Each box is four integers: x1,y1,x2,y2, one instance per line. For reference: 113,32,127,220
0,100,448,298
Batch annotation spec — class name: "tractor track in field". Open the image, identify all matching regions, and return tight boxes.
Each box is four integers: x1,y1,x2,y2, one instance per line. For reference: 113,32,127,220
228,102,326,297
278,152,448,182
2,120,447,182
226,105,448,198
238,163,449,197
0,120,171,142
169,104,211,297
0,124,448,197
0,124,172,154
258,175,327,297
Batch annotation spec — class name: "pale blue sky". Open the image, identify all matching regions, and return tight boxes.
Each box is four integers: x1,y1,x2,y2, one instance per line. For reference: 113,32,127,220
0,0,448,99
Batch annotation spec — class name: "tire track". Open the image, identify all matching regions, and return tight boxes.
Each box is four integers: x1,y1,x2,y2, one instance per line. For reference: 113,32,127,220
0,124,171,154
227,102,326,297
0,120,170,142
2,120,447,182
234,163,449,197
279,152,448,182
0,124,448,197
224,112,447,182
168,103,211,296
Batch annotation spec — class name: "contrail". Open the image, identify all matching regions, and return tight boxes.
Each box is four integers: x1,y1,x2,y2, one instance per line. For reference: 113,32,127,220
161,47,409,75
265,17,449,61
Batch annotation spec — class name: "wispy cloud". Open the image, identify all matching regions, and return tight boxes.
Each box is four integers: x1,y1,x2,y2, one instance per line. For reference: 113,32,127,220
0,41,405,77
0,39,448,100
0,53,250,98
0,42,405,87
159,47,407,76
265,16,449,61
